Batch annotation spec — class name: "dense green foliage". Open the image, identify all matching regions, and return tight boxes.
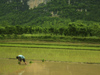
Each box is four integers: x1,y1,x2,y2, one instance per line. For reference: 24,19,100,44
1,25,100,43
0,22,100,37
0,0,100,25
0,0,100,37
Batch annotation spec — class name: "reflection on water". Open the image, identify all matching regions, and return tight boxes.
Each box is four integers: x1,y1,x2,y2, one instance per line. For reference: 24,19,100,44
23,61,100,75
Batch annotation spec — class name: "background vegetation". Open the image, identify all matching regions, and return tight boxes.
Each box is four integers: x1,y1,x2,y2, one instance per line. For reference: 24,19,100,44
0,0,100,26
0,0,100,42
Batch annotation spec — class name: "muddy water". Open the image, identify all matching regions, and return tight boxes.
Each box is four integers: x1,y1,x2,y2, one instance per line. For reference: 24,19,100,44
0,59,26,75
22,61,100,75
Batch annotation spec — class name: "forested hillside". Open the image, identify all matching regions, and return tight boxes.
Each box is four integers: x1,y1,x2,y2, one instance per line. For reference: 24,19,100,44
0,0,100,26
0,0,100,37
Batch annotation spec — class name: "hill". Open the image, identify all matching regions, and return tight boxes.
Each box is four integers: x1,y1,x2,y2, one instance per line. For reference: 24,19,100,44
0,0,100,27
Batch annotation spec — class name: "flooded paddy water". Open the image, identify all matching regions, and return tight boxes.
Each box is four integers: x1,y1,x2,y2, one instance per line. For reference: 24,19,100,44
0,59,100,75
22,61,100,75
0,59,25,75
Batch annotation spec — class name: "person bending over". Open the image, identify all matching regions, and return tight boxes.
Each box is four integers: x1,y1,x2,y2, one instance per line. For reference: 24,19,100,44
16,55,27,65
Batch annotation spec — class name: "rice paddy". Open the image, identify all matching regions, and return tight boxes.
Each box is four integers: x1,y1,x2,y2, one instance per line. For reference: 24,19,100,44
0,40,100,74
0,59,25,74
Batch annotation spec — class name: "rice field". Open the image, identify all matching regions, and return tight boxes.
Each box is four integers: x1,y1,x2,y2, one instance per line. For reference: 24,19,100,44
0,41,100,62
0,47,100,63
0,59,25,74
0,40,100,74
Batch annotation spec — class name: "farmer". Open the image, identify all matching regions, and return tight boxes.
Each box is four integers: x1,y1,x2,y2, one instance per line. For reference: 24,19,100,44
16,55,27,65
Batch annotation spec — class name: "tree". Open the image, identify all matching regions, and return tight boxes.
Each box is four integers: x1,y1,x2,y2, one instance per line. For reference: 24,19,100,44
43,28,48,35
15,26,23,34
59,27,65,35
64,28,69,36
48,27,54,35
68,23,78,36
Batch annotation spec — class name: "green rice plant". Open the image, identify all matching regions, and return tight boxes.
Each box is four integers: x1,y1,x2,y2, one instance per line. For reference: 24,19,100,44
29,61,33,64
18,61,20,64
0,43,100,50
0,46,100,63
42,59,45,62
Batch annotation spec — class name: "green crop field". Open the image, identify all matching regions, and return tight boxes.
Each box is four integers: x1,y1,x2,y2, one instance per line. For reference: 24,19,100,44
0,40,100,74
0,43,100,50
0,41,100,62
0,47,99,63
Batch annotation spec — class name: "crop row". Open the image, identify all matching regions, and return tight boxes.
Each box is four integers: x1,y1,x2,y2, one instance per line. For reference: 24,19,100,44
0,43,100,50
